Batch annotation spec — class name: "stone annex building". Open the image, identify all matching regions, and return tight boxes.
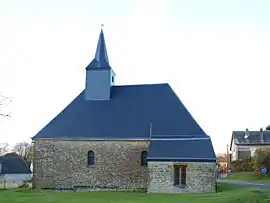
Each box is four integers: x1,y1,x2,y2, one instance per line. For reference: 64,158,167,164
32,29,216,193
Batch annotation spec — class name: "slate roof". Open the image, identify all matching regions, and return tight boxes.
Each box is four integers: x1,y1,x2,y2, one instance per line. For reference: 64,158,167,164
147,137,216,162
33,83,207,140
232,130,270,145
86,29,111,70
0,155,31,174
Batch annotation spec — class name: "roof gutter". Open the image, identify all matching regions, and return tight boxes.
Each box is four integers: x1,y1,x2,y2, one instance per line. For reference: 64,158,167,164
32,136,211,141
147,157,216,162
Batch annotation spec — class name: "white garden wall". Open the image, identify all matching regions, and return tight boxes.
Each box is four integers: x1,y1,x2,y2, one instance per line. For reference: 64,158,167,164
0,173,32,189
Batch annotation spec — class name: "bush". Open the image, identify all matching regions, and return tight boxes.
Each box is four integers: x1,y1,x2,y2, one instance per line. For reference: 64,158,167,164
18,183,29,188
230,149,270,173
18,179,32,189
230,157,255,172
254,148,270,171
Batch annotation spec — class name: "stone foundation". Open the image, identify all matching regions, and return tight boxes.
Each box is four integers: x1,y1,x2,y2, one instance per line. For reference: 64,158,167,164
147,162,216,193
33,139,149,190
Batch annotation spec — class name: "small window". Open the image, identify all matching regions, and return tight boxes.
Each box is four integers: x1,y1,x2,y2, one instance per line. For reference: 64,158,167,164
174,165,187,187
174,165,180,186
141,151,148,166
112,76,115,83
88,150,95,165
180,165,187,186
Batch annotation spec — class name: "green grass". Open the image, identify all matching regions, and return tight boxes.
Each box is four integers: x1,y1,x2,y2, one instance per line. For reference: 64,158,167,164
223,172,270,183
0,183,270,203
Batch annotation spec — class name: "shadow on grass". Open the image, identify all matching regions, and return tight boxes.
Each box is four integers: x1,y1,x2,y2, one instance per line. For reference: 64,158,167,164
14,188,34,193
216,183,247,193
0,183,244,194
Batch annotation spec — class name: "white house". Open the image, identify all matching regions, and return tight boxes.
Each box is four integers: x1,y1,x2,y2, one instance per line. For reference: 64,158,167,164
230,128,270,161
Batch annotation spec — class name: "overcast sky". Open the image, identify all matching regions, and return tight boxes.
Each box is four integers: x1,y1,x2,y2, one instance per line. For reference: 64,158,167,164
0,0,270,153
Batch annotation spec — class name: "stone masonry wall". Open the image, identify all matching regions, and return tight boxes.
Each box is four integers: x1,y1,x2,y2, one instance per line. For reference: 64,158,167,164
33,140,149,190
148,162,216,193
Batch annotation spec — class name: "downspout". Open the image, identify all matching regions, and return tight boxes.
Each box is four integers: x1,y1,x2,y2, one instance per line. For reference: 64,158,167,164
260,128,264,144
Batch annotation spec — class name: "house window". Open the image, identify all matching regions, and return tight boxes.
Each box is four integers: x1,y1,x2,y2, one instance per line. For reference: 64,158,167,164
141,151,148,166
180,165,187,186
174,165,180,186
174,165,187,187
237,151,251,161
87,150,95,165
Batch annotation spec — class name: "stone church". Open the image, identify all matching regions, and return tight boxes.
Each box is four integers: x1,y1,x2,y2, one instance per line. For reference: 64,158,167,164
32,29,216,193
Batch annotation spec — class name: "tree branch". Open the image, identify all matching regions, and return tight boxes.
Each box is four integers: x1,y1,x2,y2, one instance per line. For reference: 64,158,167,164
0,95,11,118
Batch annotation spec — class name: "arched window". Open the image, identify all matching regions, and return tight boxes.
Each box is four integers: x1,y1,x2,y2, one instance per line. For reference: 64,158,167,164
88,150,95,165
141,151,148,166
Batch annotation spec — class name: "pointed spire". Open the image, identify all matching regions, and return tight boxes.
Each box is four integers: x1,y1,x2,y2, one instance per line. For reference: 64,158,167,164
86,29,111,70
94,29,110,66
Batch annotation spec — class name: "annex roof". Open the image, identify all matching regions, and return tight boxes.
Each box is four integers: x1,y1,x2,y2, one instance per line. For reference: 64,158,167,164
147,137,216,162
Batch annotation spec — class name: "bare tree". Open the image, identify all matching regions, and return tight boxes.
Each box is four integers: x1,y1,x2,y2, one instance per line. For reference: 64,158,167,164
24,143,34,165
13,141,30,157
0,94,11,118
0,143,9,155
0,95,11,156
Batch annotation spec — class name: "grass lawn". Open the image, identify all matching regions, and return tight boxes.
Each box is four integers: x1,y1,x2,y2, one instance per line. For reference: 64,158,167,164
1,183,270,203
223,172,270,183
